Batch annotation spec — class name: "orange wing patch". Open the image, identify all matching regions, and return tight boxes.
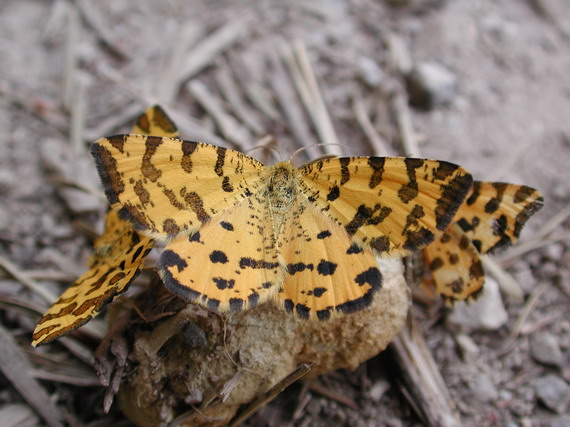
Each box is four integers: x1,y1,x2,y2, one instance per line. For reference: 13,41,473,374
423,181,543,303
31,209,154,346
91,135,265,240
32,105,179,346
277,201,382,320
159,191,284,312
299,157,473,256
92,134,473,319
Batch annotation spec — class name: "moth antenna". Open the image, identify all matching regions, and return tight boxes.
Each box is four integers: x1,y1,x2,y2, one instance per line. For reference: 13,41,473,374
290,143,346,165
246,135,283,163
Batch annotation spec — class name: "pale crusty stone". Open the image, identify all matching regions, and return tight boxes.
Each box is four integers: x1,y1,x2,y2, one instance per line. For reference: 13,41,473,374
117,258,410,426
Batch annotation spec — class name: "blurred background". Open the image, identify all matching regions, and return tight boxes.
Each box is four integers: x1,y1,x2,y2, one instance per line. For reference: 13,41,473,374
0,0,569,425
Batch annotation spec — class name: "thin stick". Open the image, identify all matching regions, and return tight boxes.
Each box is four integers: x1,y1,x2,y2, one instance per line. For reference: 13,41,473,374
0,324,64,427
393,92,421,157
62,1,79,111
228,363,313,427
391,321,461,427
497,205,570,267
267,47,320,160
215,61,265,135
156,22,204,105
187,80,252,148
498,231,570,268
481,255,523,302
231,52,280,121
176,14,254,89
308,381,358,409
76,0,129,60
498,281,549,355
69,75,88,154
0,255,56,303
353,95,393,156
286,39,341,156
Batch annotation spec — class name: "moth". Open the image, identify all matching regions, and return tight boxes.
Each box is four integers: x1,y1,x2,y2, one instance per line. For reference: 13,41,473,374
32,106,178,346
91,134,473,320
422,180,543,303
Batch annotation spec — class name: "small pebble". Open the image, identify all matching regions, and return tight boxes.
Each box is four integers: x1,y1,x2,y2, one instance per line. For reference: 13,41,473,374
543,244,564,262
455,334,479,360
357,57,384,88
447,278,508,332
406,61,458,110
512,266,536,295
368,379,390,402
533,374,570,414
470,373,499,402
530,332,563,367
550,414,570,427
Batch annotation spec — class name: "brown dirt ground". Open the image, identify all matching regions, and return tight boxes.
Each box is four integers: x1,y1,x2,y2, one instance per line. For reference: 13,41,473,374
0,0,569,426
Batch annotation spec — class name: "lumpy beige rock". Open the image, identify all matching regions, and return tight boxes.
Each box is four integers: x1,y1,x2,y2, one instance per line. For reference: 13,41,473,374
117,258,409,426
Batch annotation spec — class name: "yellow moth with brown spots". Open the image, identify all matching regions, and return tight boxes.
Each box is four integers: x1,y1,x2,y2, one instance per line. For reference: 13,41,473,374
32,106,178,346
423,181,543,303
91,134,473,320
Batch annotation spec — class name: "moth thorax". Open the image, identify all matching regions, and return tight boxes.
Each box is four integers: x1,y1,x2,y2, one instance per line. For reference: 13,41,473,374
266,164,298,212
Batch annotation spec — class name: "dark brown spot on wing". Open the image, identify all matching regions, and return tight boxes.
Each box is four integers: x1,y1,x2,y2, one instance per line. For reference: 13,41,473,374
429,257,444,271
327,186,340,201
134,180,150,204
91,144,124,205
142,136,163,182
368,157,385,189
162,218,180,235
152,105,178,133
434,168,473,231
214,146,227,176
339,158,350,185
107,135,126,153
184,191,210,223
181,141,198,173
466,181,482,205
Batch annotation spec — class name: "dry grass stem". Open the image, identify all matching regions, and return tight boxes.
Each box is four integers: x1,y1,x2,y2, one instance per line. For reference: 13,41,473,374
76,0,129,60
308,381,359,409
215,62,266,135
229,363,313,426
62,1,79,111
498,204,570,267
0,324,64,427
177,14,254,90
156,22,204,104
391,323,461,427
393,92,420,157
353,95,393,156
499,281,550,355
231,53,281,121
84,103,148,142
286,39,341,156
385,32,412,75
481,255,523,302
0,254,56,303
267,48,320,160
69,74,88,154
187,79,252,148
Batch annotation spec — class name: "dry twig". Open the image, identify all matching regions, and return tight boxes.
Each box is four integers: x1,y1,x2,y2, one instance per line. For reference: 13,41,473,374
391,321,461,427
229,363,313,426
176,14,254,91
267,47,320,160
283,39,342,156
215,61,266,135
0,324,64,427
187,80,252,148
353,95,393,156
